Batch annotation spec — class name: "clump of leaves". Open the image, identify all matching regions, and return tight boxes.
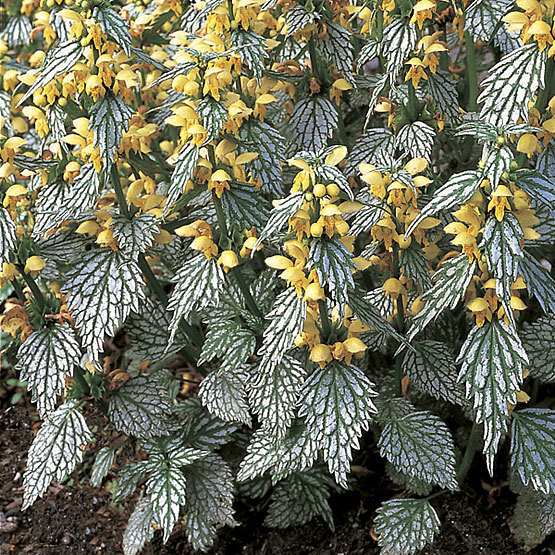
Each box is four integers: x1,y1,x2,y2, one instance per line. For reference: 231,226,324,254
1,0,555,552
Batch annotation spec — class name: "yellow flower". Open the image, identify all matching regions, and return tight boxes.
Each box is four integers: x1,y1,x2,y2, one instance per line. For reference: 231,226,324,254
85,75,106,102
467,297,492,328
24,256,46,274
405,58,428,88
191,236,219,259
409,0,437,29
217,250,239,272
208,169,232,198
382,277,405,300
303,282,325,302
342,337,367,365
310,343,332,368
526,20,553,51
516,133,540,157
487,185,512,221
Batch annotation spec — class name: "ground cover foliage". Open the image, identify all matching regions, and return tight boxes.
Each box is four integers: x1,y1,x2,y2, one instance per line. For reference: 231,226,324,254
0,0,554,552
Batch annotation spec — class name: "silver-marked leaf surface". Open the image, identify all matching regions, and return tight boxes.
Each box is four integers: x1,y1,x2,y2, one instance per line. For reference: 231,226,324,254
93,6,132,55
123,497,155,555
378,411,459,490
289,96,337,152
111,213,158,259
23,401,93,509
0,207,16,265
63,249,145,358
457,319,528,472
109,375,173,439
90,446,116,487
374,498,440,555
298,361,377,487
511,409,555,495
16,324,82,418
521,315,555,382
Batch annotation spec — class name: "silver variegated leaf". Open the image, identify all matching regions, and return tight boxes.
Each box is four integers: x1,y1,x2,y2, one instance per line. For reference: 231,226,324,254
265,468,333,531
93,6,132,56
220,182,269,230
123,497,155,555
285,5,318,37
538,495,555,535
199,367,251,425
16,324,82,418
314,163,353,200
89,91,133,164
478,44,546,126
238,424,318,484
511,409,555,495
519,251,555,314
0,207,16,265
167,142,199,209
167,254,224,344
109,375,173,438
126,298,184,362
250,355,307,439
231,30,266,80
425,69,461,123
521,315,555,382
23,401,93,509
309,237,355,314
347,190,387,235
257,287,306,364
374,498,440,555
1,16,31,48
457,319,528,473
318,22,354,82
183,454,237,551
402,340,466,405
400,245,433,290
197,97,228,144
147,466,187,542
480,214,523,327
465,0,513,42
17,41,83,106
381,17,417,75
290,96,337,152
63,249,145,357
255,192,303,247
198,320,256,366
357,37,380,69
395,121,436,161
298,361,377,487
483,145,513,190
111,213,158,259
346,128,395,175
90,446,116,487
33,164,101,238
378,411,459,490
516,170,555,209
405,170,481,237
238,120,286,196
407,255,476,341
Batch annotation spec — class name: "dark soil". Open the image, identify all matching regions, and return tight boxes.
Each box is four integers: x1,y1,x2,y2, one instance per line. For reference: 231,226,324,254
1,402,554,555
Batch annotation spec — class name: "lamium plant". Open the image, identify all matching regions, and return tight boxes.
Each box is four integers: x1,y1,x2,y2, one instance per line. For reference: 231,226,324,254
1,0,555,552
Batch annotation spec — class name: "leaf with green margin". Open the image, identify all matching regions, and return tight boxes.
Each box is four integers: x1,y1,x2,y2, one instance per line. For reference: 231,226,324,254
23,402,93,509
374,498,440,555
511,409,555,495
378,410,459,490
457,319,528,473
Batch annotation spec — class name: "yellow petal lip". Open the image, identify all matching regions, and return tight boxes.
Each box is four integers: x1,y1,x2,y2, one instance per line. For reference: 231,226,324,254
528,20,551,35
404,157,428,175
343,337,366,354
491,184,513,197
288,158,311,171
5,185,28,196
324,146,348,166
265,255,293,269
467,297,489,312
24,255,46,273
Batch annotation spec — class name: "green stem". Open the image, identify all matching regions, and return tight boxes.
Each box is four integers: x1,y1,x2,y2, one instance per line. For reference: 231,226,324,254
407,82,419,121
530,377,540,405
73,366,90,396
464,31,478,112
212,192,263,319
392,245,405,397
17,265,46,310
110,165,129,217
457,422,481,483
111,163,202,349
534,57,555,114
376,9,385,72
318,299,332,340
